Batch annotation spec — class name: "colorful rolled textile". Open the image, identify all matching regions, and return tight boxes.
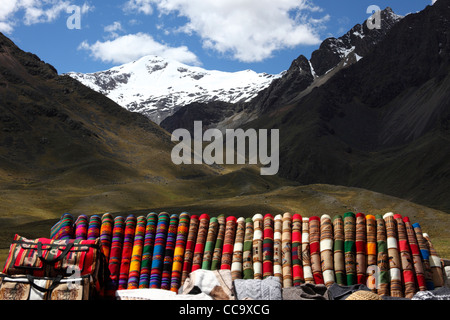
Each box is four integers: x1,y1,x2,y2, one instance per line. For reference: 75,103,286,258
127,215,147,290
231,217,246,280
309,216,323,285
262,214,274,278
74,214,88,240
403,216,426,292
292,214,303,286
221,216,237,270
211,214,226,271
394,214,415,298
365,214,377,291
138,212,158,289
302,217,314,284
192,214,210,272
252,214,264,279
423,233,445,288
282,213,293,287
413,222,434,290
344,212,356,285
161,214,179,290
202,216,218,270
100,213,113,262
384,212,403,297
107,216,125,295
181,214,199,285
149,212,170,288
375,214,390,296
320,214,334,287
87,214,101,240
355,212,367,285
171,213,190,293
273,214,283,283
332,215,345,285
118,215,137,290
243,218,254,280
50,213,74,240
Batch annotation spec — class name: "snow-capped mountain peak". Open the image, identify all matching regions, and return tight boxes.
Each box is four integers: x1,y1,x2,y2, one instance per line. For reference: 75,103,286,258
67,55,280,124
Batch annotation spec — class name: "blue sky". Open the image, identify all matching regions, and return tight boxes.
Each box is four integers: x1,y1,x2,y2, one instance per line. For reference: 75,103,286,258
1,0,435,75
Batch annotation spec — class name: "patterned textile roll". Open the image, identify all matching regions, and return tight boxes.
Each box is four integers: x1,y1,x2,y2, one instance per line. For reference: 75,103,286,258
231,217,246,280
383,212,403,297
344,212,356,285
221,216,237,270
413,222,434,290
118,215,137,290
138,212,158,289
252,214,264,279
202,217,218,270
50,213,74,240
211,214,226,271
282,213,293,287
365,214,377,291
127,215,147,290
87,215,101,240
262,214,274,278
291,214,303,286
171,213,190,293
309,216,323,285
192,214,210,272
74,214,88,240
149,212,170,288
273,214,283,283
100,213,114,262
375,214,390,296
332,215,345,285
302,217,314,284
423,233,445,288
107,216,125,295
243,218,254,280
161,214,179,290
355,213,367,285
403,217,426,292
320,214,334,287
181,214,199,285
366,215,377,266
394,214,415,298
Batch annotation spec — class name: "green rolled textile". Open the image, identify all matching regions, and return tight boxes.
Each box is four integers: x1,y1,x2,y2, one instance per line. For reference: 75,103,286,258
243,217,254,279
332,215,345,285
202,217,219,270
375,214,390,297
344,212,356,285
211,214,226,271
231,217,246,280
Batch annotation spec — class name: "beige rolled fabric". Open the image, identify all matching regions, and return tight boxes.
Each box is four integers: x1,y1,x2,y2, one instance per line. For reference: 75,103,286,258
320,214,335,287
252,213,264,280
273,214,283,284
302,217,314,284
383,212,403,298
309,216,323,284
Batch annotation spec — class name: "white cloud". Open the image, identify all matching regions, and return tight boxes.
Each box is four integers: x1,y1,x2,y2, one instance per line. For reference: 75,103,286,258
78,32,201,66
123,0,153,15
104,21,123,39
0,0,93,33
124,0,325,62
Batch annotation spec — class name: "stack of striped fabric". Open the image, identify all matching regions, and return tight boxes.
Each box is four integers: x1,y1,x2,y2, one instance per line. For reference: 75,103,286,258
50,211,446,299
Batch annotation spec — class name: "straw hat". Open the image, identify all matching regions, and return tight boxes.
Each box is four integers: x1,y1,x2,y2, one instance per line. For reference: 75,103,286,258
346,290,382,300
